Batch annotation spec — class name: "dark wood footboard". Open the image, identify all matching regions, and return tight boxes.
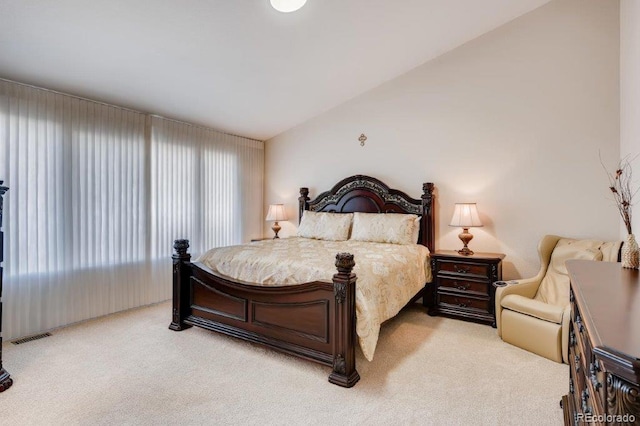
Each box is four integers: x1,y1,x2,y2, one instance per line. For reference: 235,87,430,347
169,239,360,388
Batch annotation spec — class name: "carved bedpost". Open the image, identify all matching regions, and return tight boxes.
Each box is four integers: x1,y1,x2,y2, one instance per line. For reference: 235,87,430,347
0,182,11,392
329,253,360,388
169,239,193,331
422,182,435,253
298,187,310,224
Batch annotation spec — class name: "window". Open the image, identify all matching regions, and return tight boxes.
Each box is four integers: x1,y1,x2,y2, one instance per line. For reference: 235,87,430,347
0,80,264,339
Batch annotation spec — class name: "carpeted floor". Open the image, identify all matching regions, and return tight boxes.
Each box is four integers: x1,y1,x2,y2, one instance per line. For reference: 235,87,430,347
0,301,567,425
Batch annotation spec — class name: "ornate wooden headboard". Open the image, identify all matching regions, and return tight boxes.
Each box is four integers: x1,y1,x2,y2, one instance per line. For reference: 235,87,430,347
298,175,435,252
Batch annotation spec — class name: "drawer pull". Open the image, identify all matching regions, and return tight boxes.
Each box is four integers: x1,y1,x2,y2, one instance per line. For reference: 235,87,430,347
453,298,470,308
569,376,574,395
453,265,471,274
589,361,602,391
455,282,470,291
575,314,585,333
581,389,592,415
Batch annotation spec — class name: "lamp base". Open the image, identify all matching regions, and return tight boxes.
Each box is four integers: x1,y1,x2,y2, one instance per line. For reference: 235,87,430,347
457,247,474,256
457,228,474,256
271,221,281,239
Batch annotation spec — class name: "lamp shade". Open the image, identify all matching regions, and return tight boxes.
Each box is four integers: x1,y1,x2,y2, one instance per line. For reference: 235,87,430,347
449,203,483,228
270,0,307,13
266,204,288,221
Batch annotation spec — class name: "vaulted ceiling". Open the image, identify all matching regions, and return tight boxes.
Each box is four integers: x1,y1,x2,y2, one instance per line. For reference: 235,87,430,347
0,0,551,140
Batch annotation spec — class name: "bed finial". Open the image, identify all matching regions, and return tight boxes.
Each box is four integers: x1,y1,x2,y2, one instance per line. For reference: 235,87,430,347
422,182,434,197
299,187,310,223
173,239,190,256
335,253,355,274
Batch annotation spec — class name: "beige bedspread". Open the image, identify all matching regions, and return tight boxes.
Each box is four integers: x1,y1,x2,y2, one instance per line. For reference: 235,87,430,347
197,237,431,361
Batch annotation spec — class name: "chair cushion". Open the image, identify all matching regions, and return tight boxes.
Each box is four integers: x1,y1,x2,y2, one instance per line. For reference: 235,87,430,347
501,294,565,324
534,238,603,307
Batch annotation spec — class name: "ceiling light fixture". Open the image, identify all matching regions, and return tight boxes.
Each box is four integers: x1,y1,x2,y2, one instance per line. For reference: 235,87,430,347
270,0,307,13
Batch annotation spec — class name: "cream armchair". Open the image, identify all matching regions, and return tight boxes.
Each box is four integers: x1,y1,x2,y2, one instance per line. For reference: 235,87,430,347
494,235,621,363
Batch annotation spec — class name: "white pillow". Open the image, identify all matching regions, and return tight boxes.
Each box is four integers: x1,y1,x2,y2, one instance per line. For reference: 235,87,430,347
296,211,353,241
350,212,418,245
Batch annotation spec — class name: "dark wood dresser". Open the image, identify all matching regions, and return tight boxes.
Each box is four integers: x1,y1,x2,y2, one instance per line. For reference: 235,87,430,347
0,182,10,392
428,250,504,326
563,260,640,425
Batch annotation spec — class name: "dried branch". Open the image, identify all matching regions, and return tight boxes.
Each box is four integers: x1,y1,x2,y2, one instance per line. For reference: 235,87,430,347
601,153,639,235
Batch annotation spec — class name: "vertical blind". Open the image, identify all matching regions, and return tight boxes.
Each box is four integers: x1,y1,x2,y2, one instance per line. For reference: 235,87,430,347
0,79,264,340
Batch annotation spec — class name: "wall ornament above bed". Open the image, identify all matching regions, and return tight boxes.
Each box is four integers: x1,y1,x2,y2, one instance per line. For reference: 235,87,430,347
358,134,367,146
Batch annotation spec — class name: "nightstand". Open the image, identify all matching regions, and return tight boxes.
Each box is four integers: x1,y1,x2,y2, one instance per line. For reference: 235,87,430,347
428,250,505,326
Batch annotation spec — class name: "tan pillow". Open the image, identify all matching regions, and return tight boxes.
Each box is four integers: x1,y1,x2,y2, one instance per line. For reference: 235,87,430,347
296,211,353,241
350,212,418,245
534,238,603,307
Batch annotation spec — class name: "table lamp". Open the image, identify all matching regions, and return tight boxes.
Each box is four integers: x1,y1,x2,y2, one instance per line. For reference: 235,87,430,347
449,203,483,255
266,204,288,238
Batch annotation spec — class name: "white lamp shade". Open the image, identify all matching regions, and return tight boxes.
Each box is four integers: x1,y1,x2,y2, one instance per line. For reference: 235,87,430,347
266,204,288,221
449,203,483,228
270,0,307,13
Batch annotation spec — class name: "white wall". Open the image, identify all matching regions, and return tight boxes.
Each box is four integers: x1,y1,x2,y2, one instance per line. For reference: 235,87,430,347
621,0,640,237
264,0,620,279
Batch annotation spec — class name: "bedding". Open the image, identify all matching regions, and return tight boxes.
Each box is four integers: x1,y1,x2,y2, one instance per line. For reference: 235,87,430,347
197,237,431,361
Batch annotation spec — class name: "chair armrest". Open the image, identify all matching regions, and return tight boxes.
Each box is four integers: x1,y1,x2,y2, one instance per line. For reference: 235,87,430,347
495,278,540,300
494,278,542,337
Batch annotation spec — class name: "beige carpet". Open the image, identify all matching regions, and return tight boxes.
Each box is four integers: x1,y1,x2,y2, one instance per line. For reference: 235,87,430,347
0,301,567,425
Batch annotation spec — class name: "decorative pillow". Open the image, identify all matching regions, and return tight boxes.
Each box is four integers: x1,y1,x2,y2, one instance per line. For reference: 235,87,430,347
350,212,418,245
296,211,353,241
534,238,604,307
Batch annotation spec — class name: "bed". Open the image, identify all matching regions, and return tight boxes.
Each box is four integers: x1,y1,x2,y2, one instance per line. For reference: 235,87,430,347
169,175,435,387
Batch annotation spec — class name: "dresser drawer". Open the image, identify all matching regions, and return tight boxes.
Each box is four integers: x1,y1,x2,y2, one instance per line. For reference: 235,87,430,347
437,260,490,279
438,277,489,297
437,293,490,313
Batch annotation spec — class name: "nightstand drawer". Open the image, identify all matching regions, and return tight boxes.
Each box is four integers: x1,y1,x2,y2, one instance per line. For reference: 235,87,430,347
437,293,490,312
438,277,489,297
437,260,489,279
